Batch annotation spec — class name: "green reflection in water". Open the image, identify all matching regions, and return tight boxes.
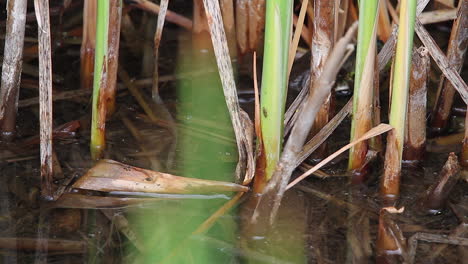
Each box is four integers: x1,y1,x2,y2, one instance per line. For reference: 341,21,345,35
130,34,238,263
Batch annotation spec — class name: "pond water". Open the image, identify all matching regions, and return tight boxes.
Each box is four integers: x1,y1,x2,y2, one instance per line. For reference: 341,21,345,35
0,1,467,264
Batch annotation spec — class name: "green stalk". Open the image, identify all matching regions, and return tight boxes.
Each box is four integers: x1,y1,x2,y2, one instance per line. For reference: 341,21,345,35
380,0,417,204
348,0,379,182
90,0,109,160
254,0,292,192
244,2,306,263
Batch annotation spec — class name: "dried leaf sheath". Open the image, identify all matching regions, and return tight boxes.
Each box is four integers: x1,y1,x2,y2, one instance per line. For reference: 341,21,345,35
34,0,54,199
403,47,429,163
0,0,28,140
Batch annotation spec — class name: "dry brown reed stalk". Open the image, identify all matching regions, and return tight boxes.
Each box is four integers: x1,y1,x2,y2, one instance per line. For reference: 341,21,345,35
462,113,468,167
421,153,460,213
220,0,237,58
308,0,336,158
378,0,392,41
376,208,408,263
0,0,28,141
235,0,265,54
80,0,96,90
415,19,468,106
104,0,122,117
403,46,429,163
430,0,468,133
34,0,54,199
127,0,193,30
335,0,349,40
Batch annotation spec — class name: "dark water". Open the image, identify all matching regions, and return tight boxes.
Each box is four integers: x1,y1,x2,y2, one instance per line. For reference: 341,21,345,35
0,2,467,264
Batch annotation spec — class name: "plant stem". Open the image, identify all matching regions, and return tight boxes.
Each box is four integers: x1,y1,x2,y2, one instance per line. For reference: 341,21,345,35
35,0,54,199
0,0,28,141
308,0,335,159
380,0,417,205
430,0,468,133
462,112,468,168
348,0,379,182
253,0,292,192
80,0,96,90
403,46,429,163
90,0,109,160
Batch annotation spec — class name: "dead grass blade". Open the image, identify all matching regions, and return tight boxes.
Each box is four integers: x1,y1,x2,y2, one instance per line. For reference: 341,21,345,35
73,159,249,194
151,0,168,101
202,0,255,184
287,0,308,78
287,124,392,190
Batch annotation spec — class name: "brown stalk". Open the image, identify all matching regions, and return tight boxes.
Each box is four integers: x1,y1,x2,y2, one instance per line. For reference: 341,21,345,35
370,52,383,152
34,0,54,200
104,0,122,117
248,0,265,52
336,0,349,40
462,112,468,167
430,0,468,132
376,208,408,264
403,47,429,163
415,19,468,106
235,0,265,54
80,0,96,90
220,0,237,58
308,0,336,158
235,0,248,54
127,0,193,30
421,153,460,214
0,0,28,141
378,0,392,42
